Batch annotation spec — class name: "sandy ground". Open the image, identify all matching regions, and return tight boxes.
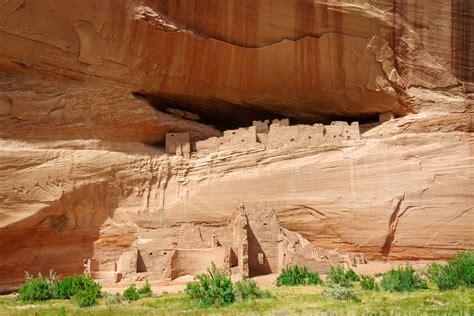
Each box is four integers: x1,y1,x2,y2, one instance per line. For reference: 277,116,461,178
100,260,444,294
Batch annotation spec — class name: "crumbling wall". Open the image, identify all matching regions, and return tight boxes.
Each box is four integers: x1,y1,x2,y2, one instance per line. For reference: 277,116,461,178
232,202,249,277
196,120,359,155
245,205,280,276
324,121,360,141
170,247,231,279
267,125,298,149
136,248,174,277
196,126,260,156
166,132,190,158
271,118,290,126
252,120,269,133
117,247,138,278
268,122,359,149
83,258,122,283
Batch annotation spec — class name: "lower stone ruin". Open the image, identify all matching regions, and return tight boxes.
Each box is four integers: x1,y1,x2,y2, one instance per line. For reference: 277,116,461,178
84,202,367,284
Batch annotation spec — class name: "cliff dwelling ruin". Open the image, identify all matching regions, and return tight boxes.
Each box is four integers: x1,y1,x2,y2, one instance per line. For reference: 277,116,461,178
165,118,361,158
84,202,366,284
0,0,472,296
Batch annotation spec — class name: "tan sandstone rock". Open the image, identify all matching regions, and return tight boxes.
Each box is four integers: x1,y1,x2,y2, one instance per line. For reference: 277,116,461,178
0,0,472,290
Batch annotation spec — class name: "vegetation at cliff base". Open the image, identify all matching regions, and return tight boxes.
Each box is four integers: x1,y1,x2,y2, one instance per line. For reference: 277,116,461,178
4,252,474,314
276,265,322,286
326,265,359,287
380,265,428,292
2,283,472,315
18,271,101,307
427,251,474,290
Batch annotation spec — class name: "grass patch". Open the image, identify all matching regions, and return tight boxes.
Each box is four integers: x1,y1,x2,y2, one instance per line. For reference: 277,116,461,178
1,285,472,315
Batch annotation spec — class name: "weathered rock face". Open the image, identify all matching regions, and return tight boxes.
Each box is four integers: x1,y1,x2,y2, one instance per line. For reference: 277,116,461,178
0,0,472,290
1,0,471,128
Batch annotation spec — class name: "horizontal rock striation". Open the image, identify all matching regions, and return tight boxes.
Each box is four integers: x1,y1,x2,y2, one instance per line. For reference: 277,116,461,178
0,0,472,290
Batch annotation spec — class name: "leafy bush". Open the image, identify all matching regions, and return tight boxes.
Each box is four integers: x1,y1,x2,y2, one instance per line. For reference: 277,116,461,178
53,274,101,308
138,281,153,298
185,262,234,307
18,277,54,301
276,266,322,286
74,287,100,308
54,274,100,300
449,251,474,287
323,284,360,302
345,268,360,282
380,266,427,292
428,251,474,290
360,275,379,291
53,276,75,299
19,271,101,307
123,284,140,301
326,265,359,287
71,275,101,308
427,263,459,290
234,277,271,301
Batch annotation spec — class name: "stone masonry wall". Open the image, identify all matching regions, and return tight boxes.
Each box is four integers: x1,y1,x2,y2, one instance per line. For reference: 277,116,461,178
196,121,359,156
196,126,260,156
165,132,190,158
267,121,359,149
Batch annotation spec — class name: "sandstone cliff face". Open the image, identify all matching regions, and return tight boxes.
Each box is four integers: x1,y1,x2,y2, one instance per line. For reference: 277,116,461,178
0,0,472,289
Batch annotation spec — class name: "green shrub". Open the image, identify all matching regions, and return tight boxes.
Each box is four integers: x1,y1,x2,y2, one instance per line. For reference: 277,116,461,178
234,277,271,301
138,281,153,298
428,251,474,290
276,266,322,286
18,277,54,301
71,276,101,308
54,274,101,307
123,284,140,301
185,262,234,307
427,263,459,290
326,265,359,287
74,287,100,308
53,276,75,299
323,283,360,302
360,275,379,291
447,251,474,287
18,271,100,307
380,266,427,292
345,268,360,282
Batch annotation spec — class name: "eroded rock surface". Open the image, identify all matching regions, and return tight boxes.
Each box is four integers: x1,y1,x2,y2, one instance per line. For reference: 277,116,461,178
0,0,472,290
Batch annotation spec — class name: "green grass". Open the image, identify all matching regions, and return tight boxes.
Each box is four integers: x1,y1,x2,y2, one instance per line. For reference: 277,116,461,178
0,285,473,315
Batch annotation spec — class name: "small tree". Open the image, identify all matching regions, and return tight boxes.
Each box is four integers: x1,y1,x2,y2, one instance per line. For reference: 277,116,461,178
360,275,379,291
18,275,54,302
234,277,271,301
428,251,474,290
185,262,234,307
123,283,140,301
138,281,153,297
380,266,427,292
326,265,359,287
276,266,322,286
